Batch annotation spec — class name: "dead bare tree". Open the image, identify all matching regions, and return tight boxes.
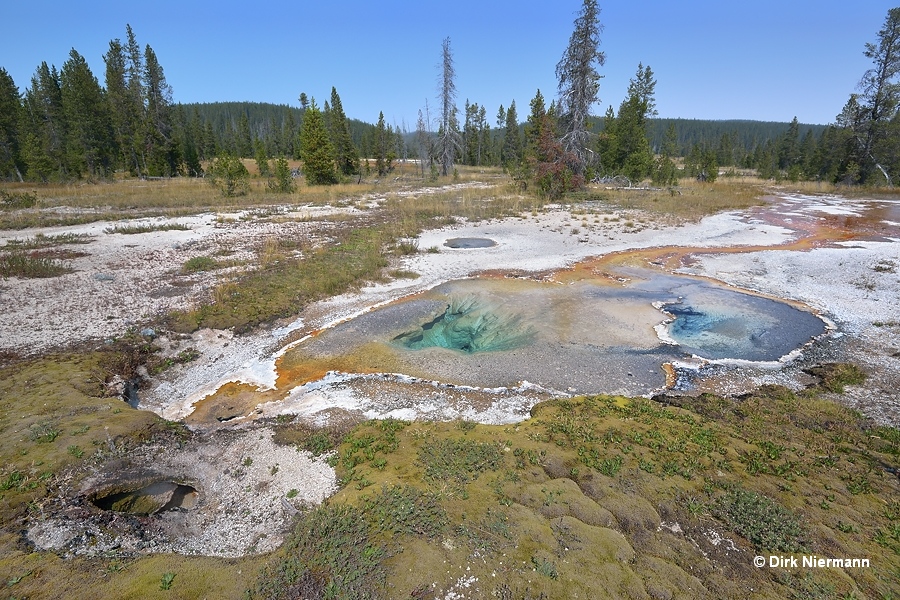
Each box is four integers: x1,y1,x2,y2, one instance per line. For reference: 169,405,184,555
437,37,462,176
556,0,605,177
855,7,900,185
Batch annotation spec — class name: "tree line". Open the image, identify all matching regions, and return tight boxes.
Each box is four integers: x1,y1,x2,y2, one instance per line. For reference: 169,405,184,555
2,6,900,190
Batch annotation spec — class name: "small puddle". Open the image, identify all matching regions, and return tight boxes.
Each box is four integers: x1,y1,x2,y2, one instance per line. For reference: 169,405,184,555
444,237,497,248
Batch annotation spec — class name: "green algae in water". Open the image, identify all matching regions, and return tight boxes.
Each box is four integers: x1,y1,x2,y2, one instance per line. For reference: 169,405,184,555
393,296,534,353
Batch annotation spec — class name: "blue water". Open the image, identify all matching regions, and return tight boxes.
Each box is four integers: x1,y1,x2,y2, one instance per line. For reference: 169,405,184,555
294,272,827,396
654,280,826,362
393,296,534,353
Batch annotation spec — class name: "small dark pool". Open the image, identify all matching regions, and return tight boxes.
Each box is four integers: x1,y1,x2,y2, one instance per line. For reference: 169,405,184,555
444,237,497,248
92,481,199,515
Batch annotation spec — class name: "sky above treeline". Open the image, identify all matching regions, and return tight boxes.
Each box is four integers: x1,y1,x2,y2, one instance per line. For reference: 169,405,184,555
2,1,896,128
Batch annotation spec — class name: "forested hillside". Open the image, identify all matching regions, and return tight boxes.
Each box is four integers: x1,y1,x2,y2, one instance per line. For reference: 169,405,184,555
2,10,899,188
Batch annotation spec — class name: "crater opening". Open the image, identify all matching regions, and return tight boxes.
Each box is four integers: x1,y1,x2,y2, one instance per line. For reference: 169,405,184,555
91,480,199,515
393,296,533,353
443,237,496,248
661,288,825,362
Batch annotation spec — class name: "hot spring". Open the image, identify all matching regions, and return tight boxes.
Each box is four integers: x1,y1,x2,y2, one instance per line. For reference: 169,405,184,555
276,270,826,397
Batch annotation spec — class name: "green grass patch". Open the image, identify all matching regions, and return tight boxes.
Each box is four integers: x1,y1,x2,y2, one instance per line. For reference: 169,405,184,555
181,255,221,273
713,486,808,553
804,362,868,393
167,223,392,333
3,232,95,249
418,438,504,484
250,485,446,599
105,222,191,234
0,252,73,278
0,189,37,209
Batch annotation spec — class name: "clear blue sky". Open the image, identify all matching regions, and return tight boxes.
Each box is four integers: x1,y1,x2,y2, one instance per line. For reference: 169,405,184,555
2,1,896,128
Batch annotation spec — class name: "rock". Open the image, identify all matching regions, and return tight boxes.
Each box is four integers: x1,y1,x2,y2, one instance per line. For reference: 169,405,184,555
140,327,156,338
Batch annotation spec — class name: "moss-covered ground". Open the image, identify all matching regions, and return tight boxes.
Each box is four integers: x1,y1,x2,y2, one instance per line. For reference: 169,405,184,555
249,381,899,599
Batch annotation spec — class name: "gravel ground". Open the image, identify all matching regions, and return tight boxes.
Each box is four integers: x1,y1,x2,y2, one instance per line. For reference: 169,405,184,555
27,426,336,557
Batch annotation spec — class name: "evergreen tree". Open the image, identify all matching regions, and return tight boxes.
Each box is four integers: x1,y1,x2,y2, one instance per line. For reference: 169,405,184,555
597,105,618,175
598,64,656,182
124,25,147,174
254,139,270,176
267,156,296,193
374,111,395,176
21,62,66,181
177,106,203,176
777,116,801,171
850,7,900,184
556,0,604,176
415,108,431,178
299,99,337,185
0,68,23,181
531,112,582,199
329,87,359,176
283,110,298,159
652,123,679,185
525,89,547,159
463,100,478,165
208,152,249,196
60,48,114,178
142,45,178,175
236,113,253,157
501,101,521,167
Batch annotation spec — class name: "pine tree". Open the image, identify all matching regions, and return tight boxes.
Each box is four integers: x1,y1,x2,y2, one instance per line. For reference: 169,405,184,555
254,139,270,176
21,62,65,181
178,106,203,176
60,49,114,178
597,105,617,175
477,105,490,166
501,101,521,167
599,64,656,182
299,99,337,185
329,87,359,176
0,68,23,181
374,111,394,176
525,89,547,159
208,152,249,196
463,100,478,165
652,123,679,186
531,112,582,199
267,156,296,193
851,7,900,184
124,25,146,174
142,45,178,175
556,0,605,176
283,110,298,159
415,108,431,178
104,31,144,175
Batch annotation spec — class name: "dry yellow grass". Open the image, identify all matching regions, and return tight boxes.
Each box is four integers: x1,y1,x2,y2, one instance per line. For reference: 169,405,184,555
585,177,767,220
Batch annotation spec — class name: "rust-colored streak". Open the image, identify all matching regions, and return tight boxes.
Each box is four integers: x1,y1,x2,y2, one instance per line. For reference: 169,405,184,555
274,343,405,390
186,382,282,426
